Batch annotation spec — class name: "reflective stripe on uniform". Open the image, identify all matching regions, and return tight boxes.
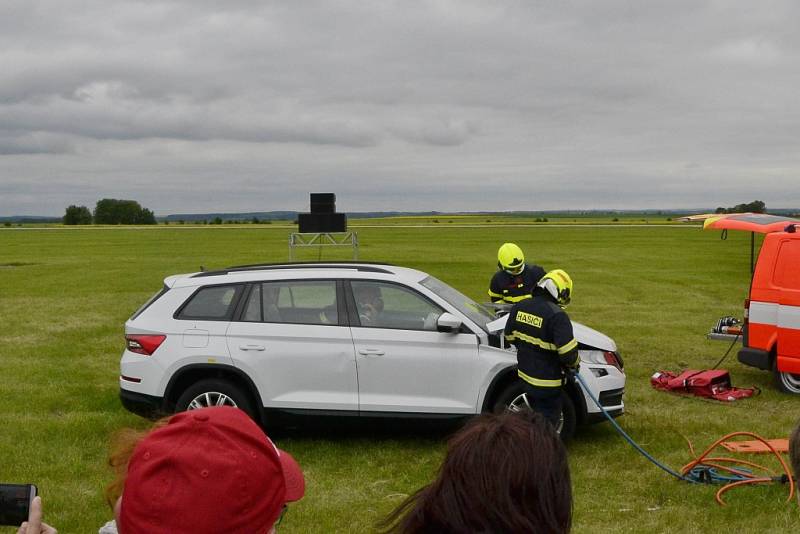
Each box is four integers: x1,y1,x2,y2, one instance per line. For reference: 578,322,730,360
557,338,578,355
518,369,562,387
488,289,503,298
505,330,558,351
504,294,531,303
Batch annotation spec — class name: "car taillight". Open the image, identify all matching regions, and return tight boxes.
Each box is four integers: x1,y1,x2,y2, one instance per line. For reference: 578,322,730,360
126,334,166,356
603,351,623,371
743,298,750,321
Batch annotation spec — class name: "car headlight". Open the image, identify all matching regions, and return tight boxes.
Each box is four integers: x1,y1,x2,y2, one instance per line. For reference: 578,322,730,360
580,350,624,372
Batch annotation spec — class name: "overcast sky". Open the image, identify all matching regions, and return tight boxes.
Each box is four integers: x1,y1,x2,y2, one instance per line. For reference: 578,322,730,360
1,0,798,216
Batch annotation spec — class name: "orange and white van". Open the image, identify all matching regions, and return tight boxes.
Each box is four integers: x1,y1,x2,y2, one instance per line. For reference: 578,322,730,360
703,214,800,393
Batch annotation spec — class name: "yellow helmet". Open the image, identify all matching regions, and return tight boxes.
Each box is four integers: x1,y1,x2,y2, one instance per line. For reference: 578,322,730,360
497,243,525,275
537,269,573,307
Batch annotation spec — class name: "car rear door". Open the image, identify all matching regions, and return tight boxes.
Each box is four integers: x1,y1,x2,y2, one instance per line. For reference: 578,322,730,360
226,279,358,411
347,280,478,415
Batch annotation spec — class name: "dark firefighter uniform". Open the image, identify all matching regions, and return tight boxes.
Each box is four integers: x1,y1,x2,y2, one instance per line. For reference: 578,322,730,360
488,264,546,304
503,288,579,427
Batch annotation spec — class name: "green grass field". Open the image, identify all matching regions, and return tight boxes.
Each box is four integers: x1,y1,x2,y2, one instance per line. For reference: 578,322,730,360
0,222,797,533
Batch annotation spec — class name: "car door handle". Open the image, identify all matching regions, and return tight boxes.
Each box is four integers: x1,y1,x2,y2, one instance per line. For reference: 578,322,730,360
358,349,385,356
239,344,266,351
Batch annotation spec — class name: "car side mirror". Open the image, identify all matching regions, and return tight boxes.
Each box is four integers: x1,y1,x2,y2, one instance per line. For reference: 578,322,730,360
437,312,462,333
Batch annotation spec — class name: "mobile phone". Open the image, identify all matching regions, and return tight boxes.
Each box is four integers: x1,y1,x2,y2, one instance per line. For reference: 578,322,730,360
0,484,37,526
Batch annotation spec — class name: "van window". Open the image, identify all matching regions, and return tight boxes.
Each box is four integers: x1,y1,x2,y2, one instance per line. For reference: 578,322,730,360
773,240,800,290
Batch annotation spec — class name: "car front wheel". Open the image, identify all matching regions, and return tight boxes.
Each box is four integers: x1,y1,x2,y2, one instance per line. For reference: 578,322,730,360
492,380,576,440
175,378,257,420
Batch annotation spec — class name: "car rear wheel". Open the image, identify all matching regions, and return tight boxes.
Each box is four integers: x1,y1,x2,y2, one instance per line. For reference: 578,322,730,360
773,360,800,394
175,379,257,419
492,381,576,440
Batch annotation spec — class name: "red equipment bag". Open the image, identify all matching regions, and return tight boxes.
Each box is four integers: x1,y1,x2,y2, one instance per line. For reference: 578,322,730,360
650,369,756,402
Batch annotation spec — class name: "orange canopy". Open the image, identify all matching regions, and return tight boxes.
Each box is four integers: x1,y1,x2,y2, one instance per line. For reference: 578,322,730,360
702,213,800,234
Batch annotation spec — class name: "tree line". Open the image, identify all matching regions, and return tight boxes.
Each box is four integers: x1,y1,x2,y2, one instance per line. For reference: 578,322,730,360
714,200,766,214
64,199,156,225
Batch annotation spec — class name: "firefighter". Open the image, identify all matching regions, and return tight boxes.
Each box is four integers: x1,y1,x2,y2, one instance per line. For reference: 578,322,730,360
504,269,579,429
488,243,546,305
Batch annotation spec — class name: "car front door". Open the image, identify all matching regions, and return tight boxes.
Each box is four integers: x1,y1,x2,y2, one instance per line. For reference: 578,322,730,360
348,280,479,414
226,279,358,411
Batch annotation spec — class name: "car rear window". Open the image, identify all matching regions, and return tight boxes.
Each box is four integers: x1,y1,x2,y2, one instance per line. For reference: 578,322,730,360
176,284,243,320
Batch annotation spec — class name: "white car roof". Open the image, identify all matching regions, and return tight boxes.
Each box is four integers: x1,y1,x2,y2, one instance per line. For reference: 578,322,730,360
165,262,430,289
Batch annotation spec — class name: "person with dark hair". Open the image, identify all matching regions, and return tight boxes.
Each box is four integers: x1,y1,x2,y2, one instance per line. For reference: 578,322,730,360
102,406,305,534
353,282,384,326
379,412,572,534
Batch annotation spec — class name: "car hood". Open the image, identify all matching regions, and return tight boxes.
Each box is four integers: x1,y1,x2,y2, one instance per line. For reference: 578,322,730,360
486,315,617,352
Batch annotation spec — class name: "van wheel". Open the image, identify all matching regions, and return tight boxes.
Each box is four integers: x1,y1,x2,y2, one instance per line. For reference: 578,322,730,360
492,381,576,440
773,361,800,394
176,379,257,420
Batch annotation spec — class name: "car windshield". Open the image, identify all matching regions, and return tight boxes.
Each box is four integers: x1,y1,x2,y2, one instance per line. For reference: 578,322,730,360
420,275,496,332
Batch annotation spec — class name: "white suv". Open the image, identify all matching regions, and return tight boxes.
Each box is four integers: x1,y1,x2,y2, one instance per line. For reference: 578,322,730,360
120,262,625,438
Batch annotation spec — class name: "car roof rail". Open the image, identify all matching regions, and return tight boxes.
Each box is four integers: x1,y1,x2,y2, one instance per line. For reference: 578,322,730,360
190,261,396,278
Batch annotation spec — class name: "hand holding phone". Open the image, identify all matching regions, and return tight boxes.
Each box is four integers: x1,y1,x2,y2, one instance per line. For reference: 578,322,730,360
0,485,56,533
18,496,57,534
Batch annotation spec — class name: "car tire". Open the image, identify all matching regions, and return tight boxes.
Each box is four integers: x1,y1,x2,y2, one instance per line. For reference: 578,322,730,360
492,380,576,440
175,379,258,420
773,359,800,395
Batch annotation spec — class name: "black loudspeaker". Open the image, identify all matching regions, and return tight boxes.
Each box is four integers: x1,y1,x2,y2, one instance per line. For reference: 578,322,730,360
311,202,336,214
310,193,336,204
298,213,347,233
310,193,336,214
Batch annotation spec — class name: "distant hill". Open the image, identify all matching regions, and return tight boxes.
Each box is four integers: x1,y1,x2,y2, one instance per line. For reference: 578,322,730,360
163,211,298,222
0,215,61,223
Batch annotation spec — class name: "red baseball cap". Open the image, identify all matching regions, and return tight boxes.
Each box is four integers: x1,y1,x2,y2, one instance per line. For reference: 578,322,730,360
120,406,305,533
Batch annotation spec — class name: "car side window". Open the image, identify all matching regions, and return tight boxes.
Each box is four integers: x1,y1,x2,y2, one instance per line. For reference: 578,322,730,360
249,280,339,325
177,285,242,320
351,281,443,330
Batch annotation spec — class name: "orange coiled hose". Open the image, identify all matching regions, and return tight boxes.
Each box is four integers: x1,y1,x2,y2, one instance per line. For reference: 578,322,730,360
681,431,794,506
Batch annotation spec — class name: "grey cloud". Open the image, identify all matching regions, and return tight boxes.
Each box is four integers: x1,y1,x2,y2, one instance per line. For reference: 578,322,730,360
389,118,476,146
0,95,382,147
0,133,75,155
1,0,800,216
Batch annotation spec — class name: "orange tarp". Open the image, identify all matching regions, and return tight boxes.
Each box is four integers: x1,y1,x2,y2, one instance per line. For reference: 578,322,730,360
702,213,800,234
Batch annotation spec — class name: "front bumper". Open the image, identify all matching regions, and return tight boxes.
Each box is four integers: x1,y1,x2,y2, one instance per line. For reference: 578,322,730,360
580,386,625,424
577,362,626,418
